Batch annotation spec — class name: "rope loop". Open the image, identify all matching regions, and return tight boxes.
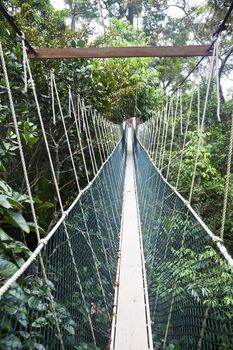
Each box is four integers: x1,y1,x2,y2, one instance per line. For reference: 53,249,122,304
39,238,48,246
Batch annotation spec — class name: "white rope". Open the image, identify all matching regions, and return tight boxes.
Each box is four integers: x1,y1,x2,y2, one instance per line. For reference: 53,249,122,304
97,112,107,161
0,135,122,298
179,89,183,135
158,102,168,169
160,98,172,170
51,72,81,192
80,98,96,174
154,105,164,165
215,39,221,122
22,44,97,344
197,67,201,134
0,42,40,243
137,136,233,268
69,90,90,183
220,113,233,240
20,34,28,94
176,86,195,188
166,95,177,180
188,41,218,203
151,112,159,158
68,91,112,319
1,40,66,349
103,117,110,156
84,104,98,172
50,70,56,124
92,110,104,164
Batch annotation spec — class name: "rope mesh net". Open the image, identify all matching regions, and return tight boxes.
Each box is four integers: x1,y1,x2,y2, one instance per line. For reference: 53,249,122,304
133,127,233,350
0,133,126,350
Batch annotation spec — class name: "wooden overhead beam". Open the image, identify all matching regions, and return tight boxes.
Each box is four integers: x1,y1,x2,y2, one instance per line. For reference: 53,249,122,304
27,45,212,60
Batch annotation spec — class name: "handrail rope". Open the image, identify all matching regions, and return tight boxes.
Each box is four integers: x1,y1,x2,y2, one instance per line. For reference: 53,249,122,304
90,112,116,282
0,135,123,299
61,85,112,320
220,113,233,240
24,45,97,345
70,91,115,269
91,110,120,231
79,106,118,288
136,136,233,268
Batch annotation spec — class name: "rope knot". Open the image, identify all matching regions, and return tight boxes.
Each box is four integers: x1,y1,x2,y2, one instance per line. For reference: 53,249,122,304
39,238,47,246
63,210,68,218
212,236,223,243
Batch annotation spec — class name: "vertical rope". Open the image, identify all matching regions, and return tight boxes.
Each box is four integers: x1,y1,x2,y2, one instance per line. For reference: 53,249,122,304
51,72,81,191
176,88,195,189
215,39,221,122
188,41,218,203
20,34,27,94
0,40,66,350
24,45,97,346
166,94,178,179
220,113,233,240
180,89,183,135
197,67,200,134
50,70,56,124
69,89,90,182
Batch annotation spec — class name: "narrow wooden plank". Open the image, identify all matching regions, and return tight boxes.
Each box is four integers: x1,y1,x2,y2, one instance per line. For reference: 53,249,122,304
27,45,211,59
113,129,149,350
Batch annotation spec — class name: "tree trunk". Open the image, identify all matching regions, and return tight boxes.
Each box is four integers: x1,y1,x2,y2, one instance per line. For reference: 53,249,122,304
127,4,135,25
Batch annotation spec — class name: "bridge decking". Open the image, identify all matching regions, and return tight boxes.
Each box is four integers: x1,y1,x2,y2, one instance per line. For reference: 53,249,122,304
111,128,151,350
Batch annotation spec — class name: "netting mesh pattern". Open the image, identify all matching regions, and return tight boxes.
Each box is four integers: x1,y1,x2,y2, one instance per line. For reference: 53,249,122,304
133,134,233,350
0,136,126,350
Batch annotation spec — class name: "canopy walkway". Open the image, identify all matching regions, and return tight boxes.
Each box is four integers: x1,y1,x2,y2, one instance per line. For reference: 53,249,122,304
0,24,233,350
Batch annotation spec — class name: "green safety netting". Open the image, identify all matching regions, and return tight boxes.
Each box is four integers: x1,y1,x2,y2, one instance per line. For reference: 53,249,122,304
133,130,233,350
0,133,126,350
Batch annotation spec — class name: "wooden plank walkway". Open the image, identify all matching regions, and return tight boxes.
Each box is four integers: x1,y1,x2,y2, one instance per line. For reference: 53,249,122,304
111,128,152,350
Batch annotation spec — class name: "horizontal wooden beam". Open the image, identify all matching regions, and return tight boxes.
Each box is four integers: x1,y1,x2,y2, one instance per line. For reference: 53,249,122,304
27,45,212,60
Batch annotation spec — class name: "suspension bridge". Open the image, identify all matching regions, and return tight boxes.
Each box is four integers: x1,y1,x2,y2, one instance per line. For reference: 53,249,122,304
0,3,233,350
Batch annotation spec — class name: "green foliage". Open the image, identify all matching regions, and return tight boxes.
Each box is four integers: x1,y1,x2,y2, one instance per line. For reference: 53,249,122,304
92,19,163,121
0,179,50,285
0,277,77,349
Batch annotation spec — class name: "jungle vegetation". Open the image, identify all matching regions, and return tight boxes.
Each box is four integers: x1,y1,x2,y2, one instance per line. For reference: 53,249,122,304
0,0,232,337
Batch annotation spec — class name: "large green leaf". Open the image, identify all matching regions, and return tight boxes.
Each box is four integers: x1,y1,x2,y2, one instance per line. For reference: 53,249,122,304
0,334,22,350
4,210,30,233
0,180,11,194
32,317,48,328
0,195,13,209
0,258,18,278
0,228,13,242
